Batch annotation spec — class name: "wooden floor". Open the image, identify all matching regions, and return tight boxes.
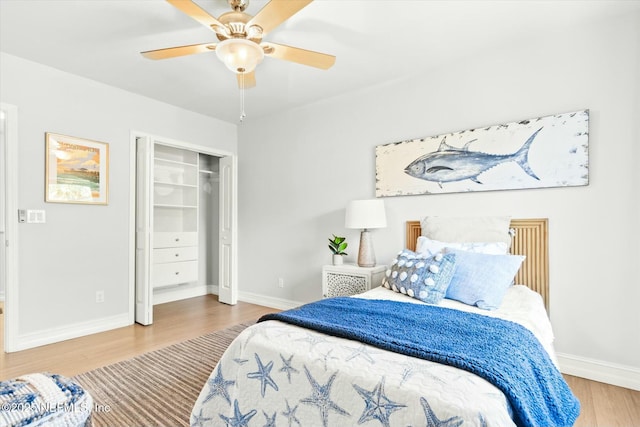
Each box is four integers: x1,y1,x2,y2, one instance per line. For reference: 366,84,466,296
0,296,274,379
1,297,639,426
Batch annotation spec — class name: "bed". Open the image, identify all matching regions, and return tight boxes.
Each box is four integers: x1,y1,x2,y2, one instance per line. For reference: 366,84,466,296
191,217,579,427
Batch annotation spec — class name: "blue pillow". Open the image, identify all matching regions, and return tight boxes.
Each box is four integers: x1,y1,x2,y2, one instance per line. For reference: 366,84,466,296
382,250,457,304
445,249,525,310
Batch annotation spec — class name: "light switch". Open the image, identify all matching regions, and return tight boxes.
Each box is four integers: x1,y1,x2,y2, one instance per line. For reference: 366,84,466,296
27,210,46,224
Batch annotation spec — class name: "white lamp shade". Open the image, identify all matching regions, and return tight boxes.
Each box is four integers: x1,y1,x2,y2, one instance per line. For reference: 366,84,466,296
215,38,264,73
345,199,387,230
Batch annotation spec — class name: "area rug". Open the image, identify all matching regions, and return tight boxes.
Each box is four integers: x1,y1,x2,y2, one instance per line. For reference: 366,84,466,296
72,322,253,427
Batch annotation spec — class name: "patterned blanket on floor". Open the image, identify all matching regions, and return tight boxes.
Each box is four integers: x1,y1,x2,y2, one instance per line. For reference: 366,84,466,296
0,372,92,427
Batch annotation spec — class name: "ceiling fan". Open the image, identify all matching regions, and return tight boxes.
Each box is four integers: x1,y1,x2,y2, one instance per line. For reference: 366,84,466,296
141,0,336,89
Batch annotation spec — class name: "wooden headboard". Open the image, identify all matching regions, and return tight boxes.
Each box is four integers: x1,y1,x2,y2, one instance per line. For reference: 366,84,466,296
406,218,549,311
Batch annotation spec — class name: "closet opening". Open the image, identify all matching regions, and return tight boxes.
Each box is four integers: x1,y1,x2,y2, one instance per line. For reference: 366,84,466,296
133,135,236,325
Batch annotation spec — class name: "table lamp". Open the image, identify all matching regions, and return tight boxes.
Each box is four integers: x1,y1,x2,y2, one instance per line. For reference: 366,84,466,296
345,199,387,267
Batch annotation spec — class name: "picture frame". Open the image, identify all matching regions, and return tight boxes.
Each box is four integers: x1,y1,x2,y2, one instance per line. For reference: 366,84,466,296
375,110,589,197
45,132,109,205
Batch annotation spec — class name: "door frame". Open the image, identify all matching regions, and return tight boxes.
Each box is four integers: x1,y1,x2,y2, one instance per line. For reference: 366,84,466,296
128,131,237,323
1,103,19,352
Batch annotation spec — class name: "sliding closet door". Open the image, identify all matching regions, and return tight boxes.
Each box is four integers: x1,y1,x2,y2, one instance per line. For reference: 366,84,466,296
218,155,237,305
135,137,153,325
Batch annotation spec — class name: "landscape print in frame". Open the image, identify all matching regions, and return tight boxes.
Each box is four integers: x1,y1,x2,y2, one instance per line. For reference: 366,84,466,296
375,110,589,197
45,132,109,205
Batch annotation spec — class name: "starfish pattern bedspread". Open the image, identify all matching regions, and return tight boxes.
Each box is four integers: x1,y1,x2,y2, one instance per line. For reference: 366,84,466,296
192,318,515,427
191,286,570,426
259,297,578,427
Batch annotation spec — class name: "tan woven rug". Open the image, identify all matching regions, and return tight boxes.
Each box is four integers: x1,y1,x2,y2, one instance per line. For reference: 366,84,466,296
72,322,252,427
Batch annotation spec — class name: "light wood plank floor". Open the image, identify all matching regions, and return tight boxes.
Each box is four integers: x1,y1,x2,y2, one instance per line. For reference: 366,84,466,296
0,296,274,379
1,297,639,426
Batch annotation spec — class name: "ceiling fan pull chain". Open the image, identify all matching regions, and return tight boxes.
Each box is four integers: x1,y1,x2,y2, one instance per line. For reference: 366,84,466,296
239,72,247,123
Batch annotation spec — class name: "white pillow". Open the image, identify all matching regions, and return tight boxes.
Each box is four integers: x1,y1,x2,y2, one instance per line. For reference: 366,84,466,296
416,236,509,257
421,216,512,245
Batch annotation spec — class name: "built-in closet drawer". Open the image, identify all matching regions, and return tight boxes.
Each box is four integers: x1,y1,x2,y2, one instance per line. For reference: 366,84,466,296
153,246,198,264
154,232,198,248
152,260,198,288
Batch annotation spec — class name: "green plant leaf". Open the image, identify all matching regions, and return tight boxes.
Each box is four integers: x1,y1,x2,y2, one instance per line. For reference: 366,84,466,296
329,234,348,254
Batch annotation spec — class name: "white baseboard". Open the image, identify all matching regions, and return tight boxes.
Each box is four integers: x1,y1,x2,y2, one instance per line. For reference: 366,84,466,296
11,312,130,353
9,285,220,352
153,284,210,305
557,352,640,391
238,291,302,311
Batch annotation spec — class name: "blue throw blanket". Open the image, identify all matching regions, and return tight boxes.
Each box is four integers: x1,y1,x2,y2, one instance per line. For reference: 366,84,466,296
259,297,580,427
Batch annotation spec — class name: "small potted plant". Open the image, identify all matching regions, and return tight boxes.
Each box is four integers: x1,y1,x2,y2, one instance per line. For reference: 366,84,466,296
328,234,348,265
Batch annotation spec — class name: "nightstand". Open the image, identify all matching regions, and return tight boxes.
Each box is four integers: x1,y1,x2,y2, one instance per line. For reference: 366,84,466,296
322,264,387,298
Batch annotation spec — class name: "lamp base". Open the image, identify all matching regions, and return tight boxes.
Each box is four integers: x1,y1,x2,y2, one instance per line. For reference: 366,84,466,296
357,229,376,268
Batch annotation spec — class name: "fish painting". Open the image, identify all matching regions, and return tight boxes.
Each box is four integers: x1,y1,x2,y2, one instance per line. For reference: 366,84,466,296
404,127,542,186
375,109,589,197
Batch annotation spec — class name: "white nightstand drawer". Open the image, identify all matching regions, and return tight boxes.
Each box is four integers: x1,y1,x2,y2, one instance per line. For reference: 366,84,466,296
154,232,197,248
153,260,198,288
153,246,198,264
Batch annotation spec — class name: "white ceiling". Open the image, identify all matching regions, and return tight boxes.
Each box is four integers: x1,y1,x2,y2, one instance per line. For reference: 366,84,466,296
1,1,637,124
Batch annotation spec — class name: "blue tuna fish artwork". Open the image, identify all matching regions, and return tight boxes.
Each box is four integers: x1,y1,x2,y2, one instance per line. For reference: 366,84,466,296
375,109,589,197
404,127,542,187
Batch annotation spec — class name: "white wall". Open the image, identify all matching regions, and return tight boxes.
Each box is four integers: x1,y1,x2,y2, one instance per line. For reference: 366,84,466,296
0,52,236,347
1,7,637,389
238,12,640,384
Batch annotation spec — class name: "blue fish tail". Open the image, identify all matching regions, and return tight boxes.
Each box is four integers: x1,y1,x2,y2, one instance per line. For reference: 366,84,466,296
514,127,542,180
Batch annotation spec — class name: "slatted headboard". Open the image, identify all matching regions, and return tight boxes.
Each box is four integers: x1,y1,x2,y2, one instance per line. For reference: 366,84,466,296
406,218,549,311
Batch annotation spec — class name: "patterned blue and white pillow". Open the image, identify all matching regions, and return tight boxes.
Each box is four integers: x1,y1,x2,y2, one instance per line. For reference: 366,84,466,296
382,249,457,304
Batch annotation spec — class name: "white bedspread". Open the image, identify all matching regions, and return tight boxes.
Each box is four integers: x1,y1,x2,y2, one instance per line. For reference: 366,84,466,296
191,285,555,427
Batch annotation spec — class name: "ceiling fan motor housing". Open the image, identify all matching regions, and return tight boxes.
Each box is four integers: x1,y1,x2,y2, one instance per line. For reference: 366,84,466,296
228,0,249,12
216,11,263,43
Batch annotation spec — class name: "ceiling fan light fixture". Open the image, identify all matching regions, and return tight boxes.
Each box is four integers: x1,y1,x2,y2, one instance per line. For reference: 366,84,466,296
215,38,264,74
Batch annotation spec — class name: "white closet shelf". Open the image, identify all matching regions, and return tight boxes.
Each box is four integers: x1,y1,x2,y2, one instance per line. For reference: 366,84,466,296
154,157,198,167
154,203,198,209
154,181,198,188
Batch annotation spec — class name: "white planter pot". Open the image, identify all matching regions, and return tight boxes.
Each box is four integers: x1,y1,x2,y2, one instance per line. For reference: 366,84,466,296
332,254,344,265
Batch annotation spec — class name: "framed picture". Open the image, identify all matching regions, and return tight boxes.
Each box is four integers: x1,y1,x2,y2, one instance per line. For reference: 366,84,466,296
375,110,589,197
45,133,109,205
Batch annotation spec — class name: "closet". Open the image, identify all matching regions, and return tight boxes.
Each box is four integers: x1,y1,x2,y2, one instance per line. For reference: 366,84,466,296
135,136,236,325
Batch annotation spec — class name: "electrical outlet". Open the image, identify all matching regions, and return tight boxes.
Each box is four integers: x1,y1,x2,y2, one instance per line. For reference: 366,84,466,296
96,290,105,303
278,278,284,288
